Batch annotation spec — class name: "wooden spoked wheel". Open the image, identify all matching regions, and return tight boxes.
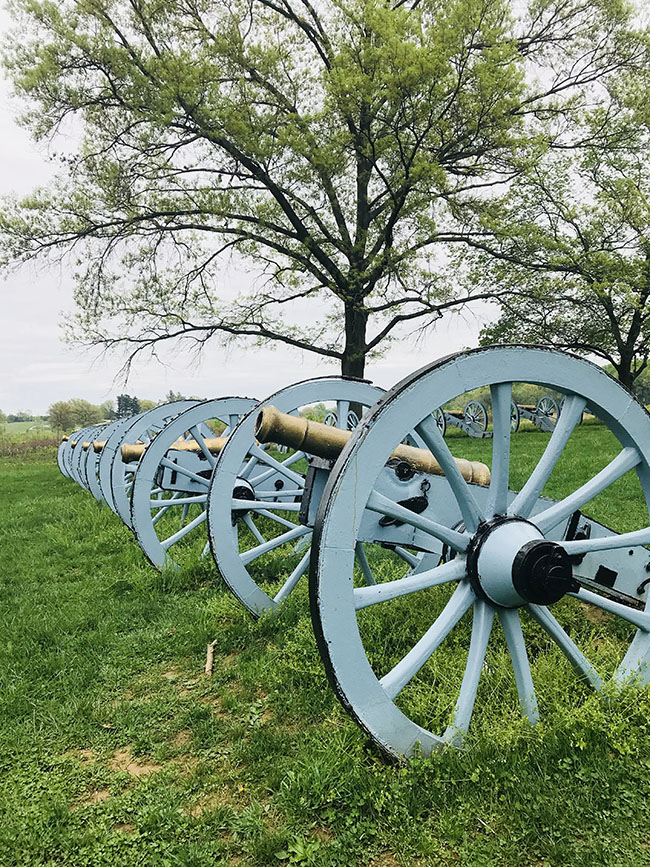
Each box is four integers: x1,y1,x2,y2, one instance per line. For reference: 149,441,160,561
510,400,520,433
463,400,488,432
130,397,258,569
207,378,385,617
311,348,650,758
106,401,198,526
536,395,559,424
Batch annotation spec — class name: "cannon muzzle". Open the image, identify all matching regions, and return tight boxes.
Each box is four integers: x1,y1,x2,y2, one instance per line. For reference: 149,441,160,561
255,406,490,485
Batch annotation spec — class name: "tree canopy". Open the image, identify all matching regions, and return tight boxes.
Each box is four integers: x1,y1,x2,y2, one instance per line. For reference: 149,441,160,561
2,0,647,376
465,71,650,390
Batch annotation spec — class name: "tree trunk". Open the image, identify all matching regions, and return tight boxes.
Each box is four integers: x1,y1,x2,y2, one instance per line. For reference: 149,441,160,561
616,353,635,391
341,303,368,379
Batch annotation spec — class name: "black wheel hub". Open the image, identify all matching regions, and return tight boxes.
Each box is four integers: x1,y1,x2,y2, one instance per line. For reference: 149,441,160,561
511,539,578,605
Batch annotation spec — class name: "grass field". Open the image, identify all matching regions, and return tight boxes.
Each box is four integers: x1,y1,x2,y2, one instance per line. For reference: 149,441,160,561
2,429,650,866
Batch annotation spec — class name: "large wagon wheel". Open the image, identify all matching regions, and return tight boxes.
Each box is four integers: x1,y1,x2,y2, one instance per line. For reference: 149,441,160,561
510,400,520,433
57,437,72,478
97,413,146,512
130,397,258,569
104,401,198,525
433,408,447,437
536,395,559,424
311,347,650,758
70,425,104,489
463,399,489,432
207,378,385,617
85,420,124,502
61,428,85,479
66,426,98,486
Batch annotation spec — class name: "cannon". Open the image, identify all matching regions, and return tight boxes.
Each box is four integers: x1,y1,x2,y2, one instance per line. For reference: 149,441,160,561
512,394,562,432
309,347,650,757
437,399,491,438
53,348,650,761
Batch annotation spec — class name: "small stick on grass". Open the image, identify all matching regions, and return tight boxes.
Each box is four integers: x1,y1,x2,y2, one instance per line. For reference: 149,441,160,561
205,640,218,676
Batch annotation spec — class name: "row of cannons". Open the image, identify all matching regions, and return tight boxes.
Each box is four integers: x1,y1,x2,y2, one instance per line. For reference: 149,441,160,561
435,394,564,438
57,348,650,759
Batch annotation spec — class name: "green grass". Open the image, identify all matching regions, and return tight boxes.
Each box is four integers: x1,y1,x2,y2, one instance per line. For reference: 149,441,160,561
2,432,650,866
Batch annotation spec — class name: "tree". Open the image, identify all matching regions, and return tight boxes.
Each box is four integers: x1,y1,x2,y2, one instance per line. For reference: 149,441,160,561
2,0,646,377
48,398,102,428
99,399,117,420
457,73,650,390
0,410,7,426
116,394,141,417
138,399,157,411
49,401,75,430
68,399,102,425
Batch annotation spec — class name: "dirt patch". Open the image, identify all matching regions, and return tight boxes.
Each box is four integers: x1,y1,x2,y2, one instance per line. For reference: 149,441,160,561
86,789,111,804
114,823,136,834
186,790,234,817
579,601,611,624
111,747,163,778
368,854,399,867
77,748,95,764
174,729,192,747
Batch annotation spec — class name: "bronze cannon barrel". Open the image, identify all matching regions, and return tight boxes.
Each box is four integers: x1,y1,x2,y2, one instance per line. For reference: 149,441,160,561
255,406,491,485
120,437,229,463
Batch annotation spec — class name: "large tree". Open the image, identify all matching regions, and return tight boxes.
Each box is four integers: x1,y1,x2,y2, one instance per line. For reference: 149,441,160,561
1,0,646,376
458,74,650,391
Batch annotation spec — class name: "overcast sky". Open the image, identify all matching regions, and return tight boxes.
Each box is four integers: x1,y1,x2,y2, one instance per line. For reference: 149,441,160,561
0,10,489,416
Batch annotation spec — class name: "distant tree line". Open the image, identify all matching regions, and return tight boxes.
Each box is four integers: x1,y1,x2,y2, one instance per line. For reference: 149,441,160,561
44,390,205,431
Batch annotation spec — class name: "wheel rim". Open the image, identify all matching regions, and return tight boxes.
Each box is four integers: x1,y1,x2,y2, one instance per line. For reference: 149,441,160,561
537,395,559,422
464,400,488,431
130,397,258,569
208,378,385,617
85,421,124,502
311,347,650,758
106,401,199,525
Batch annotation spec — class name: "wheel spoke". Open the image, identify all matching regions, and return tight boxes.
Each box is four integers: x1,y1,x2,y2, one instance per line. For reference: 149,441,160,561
240,525,311,565
337,400,349,428
379,582,475,700
233,499,302,512
254,509,300,530
161,509,207,549
444,600,495,744
508,394,587,518
354,557,466,611
160,456,211,488
150,495,207,508
415,414,483,533
569,587,650,631
563,526,650,556
254,488,304,499
355,542,376,586
486,382,512,517
239,455,260,480
497,609,539,723
273,548,311,602
242,513,265,544
393,546,421,568
366,490,469,553
526,604,602,690
151,491,184,525
189,425,217,467
534,447,642,534
247,444,305,486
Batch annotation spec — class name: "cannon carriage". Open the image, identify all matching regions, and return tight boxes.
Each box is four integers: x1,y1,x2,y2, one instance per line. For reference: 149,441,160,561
56,347,650,758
